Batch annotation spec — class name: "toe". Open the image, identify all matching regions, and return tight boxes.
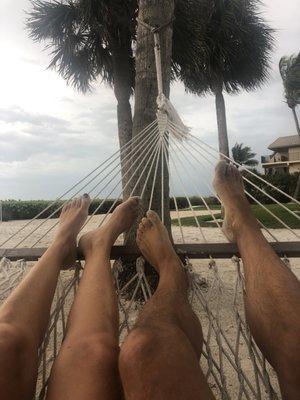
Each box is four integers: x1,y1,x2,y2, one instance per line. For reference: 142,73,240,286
64,201,72,212
228,164,236,177
141,217,152,229
215,160,229,182
130,196,140,207
146,210,160,225
81,193,91,209
230,164,242,182
74,198,81,208
136,229,143,243
69,198,78,208
141,217,148,227
61,202,70,213
125,197,139,210
145,218,153,229
232,165,240,179
138,222,145,233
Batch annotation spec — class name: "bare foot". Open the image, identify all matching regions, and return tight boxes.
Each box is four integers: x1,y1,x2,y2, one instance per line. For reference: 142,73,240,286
136,210,187,289
54,194,91,266
79,197,139,257
213,161,258,242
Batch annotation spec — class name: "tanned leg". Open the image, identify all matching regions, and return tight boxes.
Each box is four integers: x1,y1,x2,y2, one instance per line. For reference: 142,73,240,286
213,161,300,400
0,195,91,400
119,210,215,400
46,197,139,400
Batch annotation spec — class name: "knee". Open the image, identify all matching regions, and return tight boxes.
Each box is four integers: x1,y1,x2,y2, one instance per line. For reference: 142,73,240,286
62,333,119,369
119,327,174,372
0,323,33,365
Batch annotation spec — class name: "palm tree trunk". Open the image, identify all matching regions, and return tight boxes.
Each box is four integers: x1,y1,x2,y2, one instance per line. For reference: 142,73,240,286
131,0,174,229
214,85,230,158
294,174,300,199
118,1,174,294
292,106,300,135
111,31,133,199
292,106,300,199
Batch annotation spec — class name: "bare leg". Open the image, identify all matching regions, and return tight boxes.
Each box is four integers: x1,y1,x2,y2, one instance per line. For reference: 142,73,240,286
213,161,300,400
0,195,90,400
46,197,139,400
119,211,215,400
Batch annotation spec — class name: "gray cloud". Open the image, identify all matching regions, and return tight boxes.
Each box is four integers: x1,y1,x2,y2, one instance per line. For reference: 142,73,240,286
0,106,67,127
0,0,299,199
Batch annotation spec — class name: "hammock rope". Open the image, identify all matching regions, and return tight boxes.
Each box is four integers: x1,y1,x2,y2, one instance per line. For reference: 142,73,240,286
1,22,299,400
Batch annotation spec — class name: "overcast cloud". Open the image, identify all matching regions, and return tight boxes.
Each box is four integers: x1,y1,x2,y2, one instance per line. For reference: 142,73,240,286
0,0,299,199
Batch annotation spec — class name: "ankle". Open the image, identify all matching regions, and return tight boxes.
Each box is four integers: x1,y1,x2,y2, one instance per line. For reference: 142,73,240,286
157,253,182,272
47,239,73,262
52,234,75,251
226,195,258,230
232,210,260,237
158,257,188,289
82,236,113,260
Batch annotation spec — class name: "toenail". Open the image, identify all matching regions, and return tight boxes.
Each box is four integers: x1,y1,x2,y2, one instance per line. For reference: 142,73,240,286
83,193,89,198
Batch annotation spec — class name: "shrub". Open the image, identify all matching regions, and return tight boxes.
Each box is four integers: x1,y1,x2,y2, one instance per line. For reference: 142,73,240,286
244,170,299,204
1,199,122,221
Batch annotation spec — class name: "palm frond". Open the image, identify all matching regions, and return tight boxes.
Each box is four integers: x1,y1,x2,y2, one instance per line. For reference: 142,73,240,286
177,0,274,95
26,0,137,92
26,0,78,43
26,0,120,91
279,53,300,108
232,142,259,166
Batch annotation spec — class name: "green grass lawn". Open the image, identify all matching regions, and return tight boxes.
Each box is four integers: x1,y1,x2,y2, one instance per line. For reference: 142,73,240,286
182,205,221,211
172,203,300,229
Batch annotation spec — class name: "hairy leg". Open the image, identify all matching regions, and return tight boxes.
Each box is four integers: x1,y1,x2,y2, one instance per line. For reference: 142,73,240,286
119,211,215,400
0,195,90,400
46,197,139,400
214,161,300,400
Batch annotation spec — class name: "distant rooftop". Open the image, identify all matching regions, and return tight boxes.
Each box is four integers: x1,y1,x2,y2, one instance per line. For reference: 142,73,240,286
268,135,300,151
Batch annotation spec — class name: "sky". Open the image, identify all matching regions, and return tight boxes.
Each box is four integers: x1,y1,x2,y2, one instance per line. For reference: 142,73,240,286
0,0,299,200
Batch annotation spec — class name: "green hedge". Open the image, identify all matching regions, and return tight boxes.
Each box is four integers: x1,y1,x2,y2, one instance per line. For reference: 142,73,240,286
1,199,122,221
1,196,220,221
1,172,297,221
244,171,299,204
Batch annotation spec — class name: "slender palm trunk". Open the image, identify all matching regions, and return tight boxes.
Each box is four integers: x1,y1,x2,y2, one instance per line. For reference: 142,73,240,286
131,0,174,230
292,107,300,135
214,86,230,158
292,107,300,199
111,32,134,199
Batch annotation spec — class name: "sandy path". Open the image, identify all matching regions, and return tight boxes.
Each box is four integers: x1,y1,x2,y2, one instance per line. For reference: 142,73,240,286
1,212,299,248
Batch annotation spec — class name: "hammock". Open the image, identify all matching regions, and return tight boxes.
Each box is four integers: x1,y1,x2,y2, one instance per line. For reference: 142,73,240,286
1,22,300,400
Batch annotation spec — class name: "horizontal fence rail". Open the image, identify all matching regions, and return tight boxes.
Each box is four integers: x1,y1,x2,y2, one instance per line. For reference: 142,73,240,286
1,242,299,262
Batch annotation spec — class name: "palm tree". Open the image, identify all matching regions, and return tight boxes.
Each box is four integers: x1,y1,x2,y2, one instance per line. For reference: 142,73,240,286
279,53,300,199
27,0,136,196
178,0,274,157
26,0,207,197
279,53,300,135
232,143,258,167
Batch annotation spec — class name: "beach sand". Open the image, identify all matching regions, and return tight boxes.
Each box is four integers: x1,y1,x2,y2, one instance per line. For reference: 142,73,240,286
1,215,299,399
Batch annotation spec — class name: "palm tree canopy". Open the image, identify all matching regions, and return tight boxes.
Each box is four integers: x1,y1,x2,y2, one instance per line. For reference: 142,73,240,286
232,143,259,166
26,0,209,93
27,0,135,91
279,53,300,109
178,0,274,95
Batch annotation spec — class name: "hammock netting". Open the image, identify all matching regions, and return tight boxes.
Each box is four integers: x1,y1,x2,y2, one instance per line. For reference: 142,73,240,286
1,115,299,399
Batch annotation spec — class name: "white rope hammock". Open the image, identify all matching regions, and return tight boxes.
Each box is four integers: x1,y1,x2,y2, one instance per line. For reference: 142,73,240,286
1,23,299,400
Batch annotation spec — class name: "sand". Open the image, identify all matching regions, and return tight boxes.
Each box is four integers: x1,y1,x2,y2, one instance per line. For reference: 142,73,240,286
1,215,300,399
